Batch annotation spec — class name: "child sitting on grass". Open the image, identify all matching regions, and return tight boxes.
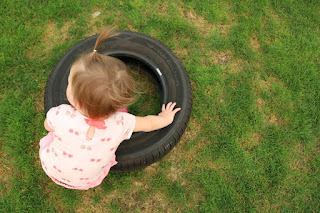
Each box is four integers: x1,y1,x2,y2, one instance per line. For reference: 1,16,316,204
39,28,181,190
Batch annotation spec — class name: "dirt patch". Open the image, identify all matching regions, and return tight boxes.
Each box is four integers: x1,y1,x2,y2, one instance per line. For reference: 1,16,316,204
256,97,286,126
205,50,244,74
288,142,310,172
172,36,191,61
84,8,124,37
210,50,233,65
256,98,265,108
238,132,263,151
27,20,73,59
214,23,232,37
0,150,13,191
174,47,189,60
250,34,261,52
43,20,73,53
163,117,206,186
265,114,279,126
253,74,289,126
182,7,233,38
252,74,286,95
144,162,160,177
207,159,232,183
183,10,213,37
85,8,104,36
166,163,186,185
263,110,286,126
157,1,169,14
154,1,233,38
253,79,271,95
127,24,138,32
76,188,170,213
76,188,117,213
35,87,45,113
228,58,244,74
123,191,170,212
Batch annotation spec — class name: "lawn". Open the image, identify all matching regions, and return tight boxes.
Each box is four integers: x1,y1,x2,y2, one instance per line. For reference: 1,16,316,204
1,0,320,212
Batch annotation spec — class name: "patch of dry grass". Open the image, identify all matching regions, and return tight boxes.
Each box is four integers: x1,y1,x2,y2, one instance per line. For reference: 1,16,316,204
253,75,289,126
0,150,13,193
238,132,263,152
76,186,171,213
250,34,261,52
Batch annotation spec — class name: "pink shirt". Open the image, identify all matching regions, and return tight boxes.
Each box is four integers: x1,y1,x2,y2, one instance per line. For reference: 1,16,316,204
39,104,135,189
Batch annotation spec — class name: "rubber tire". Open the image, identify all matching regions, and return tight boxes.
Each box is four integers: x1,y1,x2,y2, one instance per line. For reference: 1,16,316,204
44,31,192,171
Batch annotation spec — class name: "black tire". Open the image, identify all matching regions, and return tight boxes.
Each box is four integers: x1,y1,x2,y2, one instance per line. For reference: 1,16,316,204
44,31,192,171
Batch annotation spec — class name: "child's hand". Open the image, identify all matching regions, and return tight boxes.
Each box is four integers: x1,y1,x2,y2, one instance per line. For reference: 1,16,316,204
134,102,181,132
158,102,181,125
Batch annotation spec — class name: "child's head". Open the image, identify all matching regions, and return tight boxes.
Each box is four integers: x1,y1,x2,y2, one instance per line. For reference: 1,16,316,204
66,28,136,120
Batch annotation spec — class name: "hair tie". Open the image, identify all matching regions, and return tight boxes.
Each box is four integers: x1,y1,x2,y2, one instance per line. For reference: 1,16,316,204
93,49,97,52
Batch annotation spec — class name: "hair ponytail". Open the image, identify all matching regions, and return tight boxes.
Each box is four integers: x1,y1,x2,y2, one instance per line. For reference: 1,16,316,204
93,27,118,52
71,27,137,119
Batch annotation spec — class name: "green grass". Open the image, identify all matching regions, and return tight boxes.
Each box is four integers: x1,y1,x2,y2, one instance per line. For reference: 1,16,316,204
128,67,161,116
1,0,320,212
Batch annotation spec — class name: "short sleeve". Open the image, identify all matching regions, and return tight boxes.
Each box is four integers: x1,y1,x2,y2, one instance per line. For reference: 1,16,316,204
46,106,62,129
122,113,136,140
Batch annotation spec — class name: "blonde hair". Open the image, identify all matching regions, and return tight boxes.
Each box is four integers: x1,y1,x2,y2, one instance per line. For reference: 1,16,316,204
71,28,136,120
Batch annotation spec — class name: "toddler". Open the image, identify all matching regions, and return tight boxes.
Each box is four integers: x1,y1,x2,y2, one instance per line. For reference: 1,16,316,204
39,28,181,190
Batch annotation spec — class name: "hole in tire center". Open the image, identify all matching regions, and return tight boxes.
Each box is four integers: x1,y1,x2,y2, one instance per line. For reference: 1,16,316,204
128,67,161,116
113,56,162,117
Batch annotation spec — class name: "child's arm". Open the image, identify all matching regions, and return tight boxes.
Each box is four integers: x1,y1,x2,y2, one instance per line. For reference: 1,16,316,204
44,119,54,132
133,102,181,132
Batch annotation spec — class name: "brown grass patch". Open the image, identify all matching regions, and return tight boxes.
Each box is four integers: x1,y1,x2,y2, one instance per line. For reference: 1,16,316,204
174,47,189,60
253,74,289,126
156,1,169,14
171,36,191,61
228,58,244,74
154,1,234,38
250,34,261,52
137,192,171,213
181,5,233,38
163,118,202,183
210,50,233,65
256,97,286,126
144,162,160,177
265,114,279,126
253,74,287,95
288,142,309,172
0,150,13,192
263,109,286,126
238,132,263,151
205,50,244,74
43,20,73,53
35,87,45,113
183,10,213,37
76,188,170,213
85,8,104,36
27,20,73,59
127,24,138,32
207,159,232,183
257,98,265,108
84,8,126,37
166,117,202,161
76,188,117,213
